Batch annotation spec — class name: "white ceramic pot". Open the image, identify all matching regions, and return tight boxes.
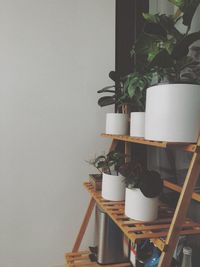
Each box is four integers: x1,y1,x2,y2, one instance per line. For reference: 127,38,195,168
102,173,126,201
145,84,200,142
106,113,129,135
130,112,145,137
125,188,158,221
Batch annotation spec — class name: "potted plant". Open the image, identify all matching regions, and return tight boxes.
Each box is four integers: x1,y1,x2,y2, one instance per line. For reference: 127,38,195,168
98,70,154,137
89,151,126,201
132,0,200,142
119,162,163,221
122,71,155,138
98,71,129,135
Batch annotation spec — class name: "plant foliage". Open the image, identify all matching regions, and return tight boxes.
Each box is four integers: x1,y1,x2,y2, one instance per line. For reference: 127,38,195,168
98,0,200,111
119,162,163,198
132,4,200,83
88,151,125,175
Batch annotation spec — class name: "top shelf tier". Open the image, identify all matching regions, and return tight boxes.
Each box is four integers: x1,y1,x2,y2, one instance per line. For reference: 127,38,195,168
101,134,199,153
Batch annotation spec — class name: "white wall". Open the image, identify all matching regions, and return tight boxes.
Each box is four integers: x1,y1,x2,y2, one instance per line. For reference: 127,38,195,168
0,1,115,267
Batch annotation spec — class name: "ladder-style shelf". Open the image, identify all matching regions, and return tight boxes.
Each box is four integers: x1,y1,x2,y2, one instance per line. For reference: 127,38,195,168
66,133,200,267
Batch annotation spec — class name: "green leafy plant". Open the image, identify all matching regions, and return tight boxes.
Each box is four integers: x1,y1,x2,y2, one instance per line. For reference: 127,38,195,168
99,1,200,112
98,70,154,111
132,1,200,83
168,0,200,28
119,162,163,198
121,70,156,112
89,153,163,198
97,71,129,108
88,151,126,175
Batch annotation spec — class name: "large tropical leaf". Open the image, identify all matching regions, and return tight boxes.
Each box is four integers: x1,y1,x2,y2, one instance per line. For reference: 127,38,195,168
109,71,121,83
98,96,115,107
144,22,167,37
168,0,200,26
143,13,183,41
97,86,115,93
176,56,197,70
172,31,200,59
134,33,165,62
147,49,174,69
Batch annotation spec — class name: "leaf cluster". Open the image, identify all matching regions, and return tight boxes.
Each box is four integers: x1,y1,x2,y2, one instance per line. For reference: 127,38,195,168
88,153,163,198
98,0,200,111
119,162,163,198
88,151,125,175
121,70,156,112
97,71,127,108
132,1,200,83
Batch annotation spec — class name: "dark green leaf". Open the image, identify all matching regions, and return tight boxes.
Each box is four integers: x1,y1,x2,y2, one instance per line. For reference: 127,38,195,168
143,13,160,23
98,96,115,107
97,86,115,93
148,49,174,69
144,22,167,38
139,170,163,198
176,56,196,70
109,71,121,83
172,31,200,59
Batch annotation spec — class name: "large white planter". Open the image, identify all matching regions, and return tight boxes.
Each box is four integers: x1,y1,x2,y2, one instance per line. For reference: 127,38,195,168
145,84,200,142
102,173,126,201
125,188,158,221
130,112,145,137
106,113,129,135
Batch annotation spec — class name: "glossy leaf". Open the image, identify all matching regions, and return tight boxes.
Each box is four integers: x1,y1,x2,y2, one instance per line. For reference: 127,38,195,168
98,96,115,107
140,171,163,198
109,71,121,82
172,31,200,59
97,86,115,93
148,49,174,69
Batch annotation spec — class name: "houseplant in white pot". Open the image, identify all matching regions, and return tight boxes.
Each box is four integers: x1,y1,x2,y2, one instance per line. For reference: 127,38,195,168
98,71,129,135
89,151,126,201
122,71,154,138
133,1,200,142
119,162,163,221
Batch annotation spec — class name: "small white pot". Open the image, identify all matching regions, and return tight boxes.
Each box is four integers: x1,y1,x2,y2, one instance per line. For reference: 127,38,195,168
145,84,200,142
125,188,158,221
102,173,126,201
130,112,145,137
106,113,129,135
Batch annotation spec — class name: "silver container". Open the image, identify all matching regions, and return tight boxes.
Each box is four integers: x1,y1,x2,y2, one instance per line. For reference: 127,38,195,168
94,205,129,265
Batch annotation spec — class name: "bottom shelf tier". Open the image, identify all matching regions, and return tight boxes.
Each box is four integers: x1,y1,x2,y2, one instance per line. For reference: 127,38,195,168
84,181,200,251
65,251,132,267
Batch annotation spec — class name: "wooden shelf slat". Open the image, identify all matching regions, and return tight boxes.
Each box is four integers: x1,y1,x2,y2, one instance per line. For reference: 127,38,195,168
101,134,199,152
65,251,132,267
163,180,200,202
84,181,200,252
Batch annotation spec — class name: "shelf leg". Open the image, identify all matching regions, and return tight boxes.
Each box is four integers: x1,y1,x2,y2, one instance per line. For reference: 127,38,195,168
125,141,132,163
158,146,200,267
109,140,119,152
72,197,96,252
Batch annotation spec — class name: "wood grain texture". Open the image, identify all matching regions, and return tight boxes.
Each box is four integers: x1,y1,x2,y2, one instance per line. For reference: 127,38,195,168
158,137,200,267
101,133,199,152
65,251,131,267
72,197,95,253
83,182,200,252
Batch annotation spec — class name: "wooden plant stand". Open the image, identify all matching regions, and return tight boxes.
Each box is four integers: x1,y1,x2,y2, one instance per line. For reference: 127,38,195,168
65,134,200,267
